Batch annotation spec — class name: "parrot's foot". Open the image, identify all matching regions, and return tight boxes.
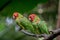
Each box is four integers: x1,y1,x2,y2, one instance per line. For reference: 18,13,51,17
49,29,59,34
49,30,55,34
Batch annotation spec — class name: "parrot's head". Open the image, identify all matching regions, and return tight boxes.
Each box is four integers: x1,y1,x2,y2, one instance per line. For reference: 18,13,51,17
29,14,36,22
13,12,23,20
13,12,18,20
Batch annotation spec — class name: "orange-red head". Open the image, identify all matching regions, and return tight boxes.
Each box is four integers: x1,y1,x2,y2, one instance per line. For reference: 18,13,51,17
13,12,19,20
29,14,36,22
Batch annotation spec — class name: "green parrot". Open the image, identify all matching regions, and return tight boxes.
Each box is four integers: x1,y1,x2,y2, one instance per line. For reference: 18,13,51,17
28,14,49,34
13,12,36,34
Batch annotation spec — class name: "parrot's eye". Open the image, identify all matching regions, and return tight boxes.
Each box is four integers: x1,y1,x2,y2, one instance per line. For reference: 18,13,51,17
29,16,31,20
29,16,31,18
29,15,31,19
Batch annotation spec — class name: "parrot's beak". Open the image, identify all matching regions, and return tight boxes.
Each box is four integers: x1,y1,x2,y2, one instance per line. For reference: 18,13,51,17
13,16,15,20
29,18,31,21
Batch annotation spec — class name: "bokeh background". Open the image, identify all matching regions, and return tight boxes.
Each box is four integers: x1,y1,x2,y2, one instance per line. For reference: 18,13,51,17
0,0,59,40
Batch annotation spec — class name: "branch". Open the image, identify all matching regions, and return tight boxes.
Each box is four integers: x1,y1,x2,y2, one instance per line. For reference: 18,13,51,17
21,30,48,38
20,29,60,40
45,29,60,40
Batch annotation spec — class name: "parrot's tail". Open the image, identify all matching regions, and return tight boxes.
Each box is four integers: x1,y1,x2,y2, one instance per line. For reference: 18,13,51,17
38,37,44,40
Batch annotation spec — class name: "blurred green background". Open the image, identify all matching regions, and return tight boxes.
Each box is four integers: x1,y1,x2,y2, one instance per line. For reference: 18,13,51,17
0,0,58,40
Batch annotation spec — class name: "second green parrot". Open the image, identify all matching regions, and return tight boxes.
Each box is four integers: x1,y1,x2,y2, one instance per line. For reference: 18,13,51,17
28,14,49,34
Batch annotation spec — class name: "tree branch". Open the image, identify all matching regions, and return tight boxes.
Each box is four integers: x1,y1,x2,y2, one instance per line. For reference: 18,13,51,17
20,29,60,40
45,29,60,40
21,30,47,37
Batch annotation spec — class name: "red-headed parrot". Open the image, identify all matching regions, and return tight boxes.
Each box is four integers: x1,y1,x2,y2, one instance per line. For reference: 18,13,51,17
13,12,36,34
28,14,49,34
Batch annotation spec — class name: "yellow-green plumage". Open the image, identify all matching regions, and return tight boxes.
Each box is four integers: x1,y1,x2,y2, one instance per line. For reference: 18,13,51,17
38,21,49,34
32,15,49,34
15,14,35,34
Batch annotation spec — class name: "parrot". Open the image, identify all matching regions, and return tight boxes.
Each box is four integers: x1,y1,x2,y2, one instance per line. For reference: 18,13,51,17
13,12,36,34
28,14,49,34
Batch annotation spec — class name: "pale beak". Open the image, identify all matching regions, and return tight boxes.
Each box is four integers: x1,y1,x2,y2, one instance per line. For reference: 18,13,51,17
13,16,15,20
29,18,31,21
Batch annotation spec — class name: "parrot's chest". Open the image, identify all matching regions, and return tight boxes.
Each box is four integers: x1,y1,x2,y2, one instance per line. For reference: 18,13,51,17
33,21,43,27
16,18,26,29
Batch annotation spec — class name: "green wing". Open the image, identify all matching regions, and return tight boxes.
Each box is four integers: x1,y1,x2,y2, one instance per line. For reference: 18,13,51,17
32,23,41,34
38,21,49,34
16,17,35,34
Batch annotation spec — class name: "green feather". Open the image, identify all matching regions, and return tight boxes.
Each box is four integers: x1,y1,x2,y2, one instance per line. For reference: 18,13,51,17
38,21,49,34
15,13,35,34
32,15,49,34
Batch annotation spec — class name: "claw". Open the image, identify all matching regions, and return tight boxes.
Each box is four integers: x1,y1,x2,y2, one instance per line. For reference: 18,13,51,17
49,30,54,34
